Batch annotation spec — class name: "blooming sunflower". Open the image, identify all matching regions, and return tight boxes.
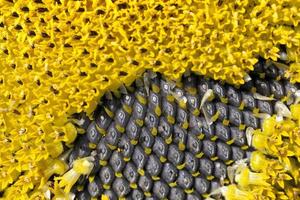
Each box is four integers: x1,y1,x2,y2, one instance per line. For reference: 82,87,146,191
0,0,300,199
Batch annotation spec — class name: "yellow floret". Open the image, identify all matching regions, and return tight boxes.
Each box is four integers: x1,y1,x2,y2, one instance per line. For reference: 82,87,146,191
291,104,300,121
0,0,300,198
234,167,270,188
55,157,94,193
226,114,300,200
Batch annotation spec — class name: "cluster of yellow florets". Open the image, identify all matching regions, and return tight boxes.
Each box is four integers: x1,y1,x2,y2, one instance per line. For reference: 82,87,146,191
210,105,300,200
1,0,300,199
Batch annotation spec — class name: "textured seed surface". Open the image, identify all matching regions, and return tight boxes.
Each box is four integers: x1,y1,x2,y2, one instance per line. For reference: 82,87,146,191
130,189,144,200
112,178,131,197
161,162,179,184
169,187,186,200
177,170,194,189
124,162,139,184
138,173,153,193
99,166,115,186
63,60,300,199
87,177,102,198
153,181,170,199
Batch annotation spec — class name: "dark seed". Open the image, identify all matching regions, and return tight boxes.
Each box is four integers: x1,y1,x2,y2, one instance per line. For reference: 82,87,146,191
241,92,256,111
216,142,232,162
188,115,203,138
105,123,121,147
132,146,148,169
199,117,215,139
186,133,202,155
210,180,221,193
215,102,229,122
230,127,247,147
264,64,278,79
122,93,135,107
86,121,101,145
104,97,120,115
124,162,139,184
177,170,193,189
214,161,227,179
115,108,130,129
109,151,126,173
202,140,217,159
158,117,173,139
187,192,202,200
148,91,161,111
240,79,254,91
145,112,159,133
95,110,112,132
130,189,144,200
257,100,273,115
227,86,242,107
255,79,271,97
118,135,134,159
96,138,112,161
161,162,178,183
146,154,162,177
228,106,243,126
167,145,184,166
160,80,172,96
173,124,188,146
198,79,212,97
194,177,210,194
77,190,91,200
87,177,102,197
75,176,88,190
213,82,226,100
186,93,200,113
202,102,216,118
76,137,91,158
112,178,131,197
252,57,265,75
199,158,214,177
153,181,170,199
100,166,115,186
132,101,147,121
138,174,153,193
152,137,168,159
215,122,231,143
243,111,260,129
176,107,188,128
269,80,285,99
61,60,300,199
68,150,78,165
184,152,199,174
183,75,197,91
140,127,155,149
126,119,141,141
169,187,186,200
232,146,246,161
145,197,159,200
